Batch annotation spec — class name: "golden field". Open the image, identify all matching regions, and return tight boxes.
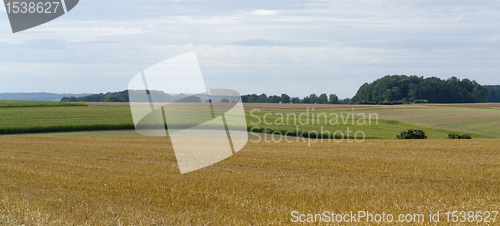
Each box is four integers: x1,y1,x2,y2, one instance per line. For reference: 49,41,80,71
0,135,499,225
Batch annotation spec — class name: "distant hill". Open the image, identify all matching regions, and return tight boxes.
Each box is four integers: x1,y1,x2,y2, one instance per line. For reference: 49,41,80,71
0,93,92,102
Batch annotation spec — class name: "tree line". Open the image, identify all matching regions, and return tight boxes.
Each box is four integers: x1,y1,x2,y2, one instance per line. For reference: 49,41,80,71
485,85,500,102
241,93,352,104
62,75,495,104
62,90,129,102
353,75,488,104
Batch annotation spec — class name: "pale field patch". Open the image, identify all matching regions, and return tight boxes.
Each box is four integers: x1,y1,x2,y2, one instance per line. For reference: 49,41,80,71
354,107,500,138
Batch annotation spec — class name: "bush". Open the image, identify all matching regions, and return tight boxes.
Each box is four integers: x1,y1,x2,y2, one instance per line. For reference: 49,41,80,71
379,100,404,105
447,134,472,139
61,96,82,102
413,99,429,104
397,129,427,139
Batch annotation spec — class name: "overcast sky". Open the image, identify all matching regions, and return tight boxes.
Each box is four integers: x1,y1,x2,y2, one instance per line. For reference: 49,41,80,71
1,0,500,98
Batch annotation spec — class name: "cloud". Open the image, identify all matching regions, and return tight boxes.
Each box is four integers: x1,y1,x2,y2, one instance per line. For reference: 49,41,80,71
170,16,242,25
229,39,322,47
251,10,276,16
50,27,143,36
2,0,500,97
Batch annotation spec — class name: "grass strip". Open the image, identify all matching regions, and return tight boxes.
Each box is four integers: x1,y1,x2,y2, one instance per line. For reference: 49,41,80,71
0,101,88,108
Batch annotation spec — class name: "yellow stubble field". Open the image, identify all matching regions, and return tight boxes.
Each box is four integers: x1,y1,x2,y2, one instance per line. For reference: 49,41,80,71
0,135,499,225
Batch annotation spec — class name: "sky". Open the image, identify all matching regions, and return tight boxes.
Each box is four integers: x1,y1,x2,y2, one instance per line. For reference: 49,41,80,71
1,0,500,98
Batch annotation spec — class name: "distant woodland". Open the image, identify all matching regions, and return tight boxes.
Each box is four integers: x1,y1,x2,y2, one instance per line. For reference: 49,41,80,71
58,75,497,104
352,75,489,104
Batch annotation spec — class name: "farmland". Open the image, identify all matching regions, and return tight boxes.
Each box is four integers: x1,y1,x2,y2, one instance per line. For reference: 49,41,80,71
0,100,87,108
1,102,500,224
0,106,134,134
348,105,500,138
0,136,499,225
1,102,497,139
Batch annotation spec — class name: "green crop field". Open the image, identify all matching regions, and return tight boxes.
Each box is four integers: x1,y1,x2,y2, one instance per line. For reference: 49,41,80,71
245,108,480,139
2,102,499,139
0,100,87,108
0,102,484,139
0,106,134,134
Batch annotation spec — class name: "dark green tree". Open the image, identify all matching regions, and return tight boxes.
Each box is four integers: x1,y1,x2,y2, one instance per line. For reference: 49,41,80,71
281,94,291,103
256,94,268,103
268,95,281,103
329,94,339,104
104,93,125,102
318,93,328,104
309,94,318,103
61,96,81,102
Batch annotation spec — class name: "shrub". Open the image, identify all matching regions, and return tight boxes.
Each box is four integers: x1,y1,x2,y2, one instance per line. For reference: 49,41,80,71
448,134,472,139
397,129,427,139
61,96,82,102
413,99,429,104
379,100,404,105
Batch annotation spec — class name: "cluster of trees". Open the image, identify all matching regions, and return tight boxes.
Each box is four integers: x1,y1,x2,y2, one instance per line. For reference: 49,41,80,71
485,85,500,102
353,75,488,104
62,90,203,103
62,90,129,102
241,93,352,104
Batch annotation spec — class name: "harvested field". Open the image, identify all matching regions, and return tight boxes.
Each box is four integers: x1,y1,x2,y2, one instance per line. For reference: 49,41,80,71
0,135,499,225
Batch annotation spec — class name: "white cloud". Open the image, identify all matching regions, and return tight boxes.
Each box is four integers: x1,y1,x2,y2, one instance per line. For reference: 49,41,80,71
50,26,143,36
251,10,276,16
170,16,242,25
2,0,500,96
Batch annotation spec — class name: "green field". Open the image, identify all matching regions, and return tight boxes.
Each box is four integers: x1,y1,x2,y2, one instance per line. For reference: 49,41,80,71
245,108,481,139
0,106,134,134
350,106,500,138
1,102,500,139
0,100,87,108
